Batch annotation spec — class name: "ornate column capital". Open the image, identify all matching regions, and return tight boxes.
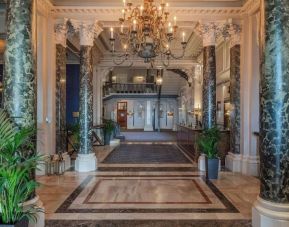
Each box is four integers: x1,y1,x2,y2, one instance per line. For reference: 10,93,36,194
195,22,218,47
196,22,234,47
69,20,103,46
55,18,68,47
228,24,242,48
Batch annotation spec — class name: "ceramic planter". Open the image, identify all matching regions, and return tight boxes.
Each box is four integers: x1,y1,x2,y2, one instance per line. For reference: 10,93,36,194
205,157,219,179
104,131,112,145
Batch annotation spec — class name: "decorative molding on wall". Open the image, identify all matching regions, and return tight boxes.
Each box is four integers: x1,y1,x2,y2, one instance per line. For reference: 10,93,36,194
38,0,54,16
52,7,247,22
51,2,260,21
241,0,261,15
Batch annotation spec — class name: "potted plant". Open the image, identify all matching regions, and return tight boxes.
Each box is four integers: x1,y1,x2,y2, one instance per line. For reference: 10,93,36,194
67,123,80,151
103,120,115,145
0,110,43,227
198,126,221,179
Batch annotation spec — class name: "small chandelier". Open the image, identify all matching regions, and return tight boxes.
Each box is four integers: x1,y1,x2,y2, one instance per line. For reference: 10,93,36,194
109,0,188,67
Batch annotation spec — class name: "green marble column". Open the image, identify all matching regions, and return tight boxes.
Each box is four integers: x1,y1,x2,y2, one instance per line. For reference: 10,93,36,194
4,0,36,129
199,23,217,129
69,20,102,161
55,22,67,154
260,0,289,203
229,26,241,154
79,46,93,154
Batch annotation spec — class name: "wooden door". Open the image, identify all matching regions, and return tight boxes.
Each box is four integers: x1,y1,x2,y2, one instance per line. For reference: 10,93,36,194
117,102,127,129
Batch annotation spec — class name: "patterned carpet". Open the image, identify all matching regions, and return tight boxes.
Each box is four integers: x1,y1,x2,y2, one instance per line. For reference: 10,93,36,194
121,131,177,142
102,144,191,164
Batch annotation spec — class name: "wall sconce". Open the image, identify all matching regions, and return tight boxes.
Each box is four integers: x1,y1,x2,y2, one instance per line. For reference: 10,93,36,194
156,76,163,85
167,111,174,117
127,111,134,117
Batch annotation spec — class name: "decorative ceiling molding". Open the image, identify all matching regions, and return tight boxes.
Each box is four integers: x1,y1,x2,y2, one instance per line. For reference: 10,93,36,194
241,0,260,15
38,0,53,16
52,7,245,21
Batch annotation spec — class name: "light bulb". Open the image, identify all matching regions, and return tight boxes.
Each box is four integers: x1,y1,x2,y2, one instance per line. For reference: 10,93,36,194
110,27,114,39
182,32,186,42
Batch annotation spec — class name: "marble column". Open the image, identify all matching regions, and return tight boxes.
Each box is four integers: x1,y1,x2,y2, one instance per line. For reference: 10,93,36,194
198,23,217,129
252,1,289,226
55,20,67,154
229,25,241,155
70,20,103,172
4,0,36,129
3,1,45,227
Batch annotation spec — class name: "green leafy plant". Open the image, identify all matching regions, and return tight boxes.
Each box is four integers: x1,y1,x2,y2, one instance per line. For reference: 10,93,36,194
198,126,221,159
67,123,80,150
103,119,115,134
0,109,43,225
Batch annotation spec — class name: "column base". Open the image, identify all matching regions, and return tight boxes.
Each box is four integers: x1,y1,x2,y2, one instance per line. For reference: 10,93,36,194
225,152,242,172
62,152,71,171
241,155,260,176
75,153,97,172
225,152,260,176
144,125,154,131
110,139,120,146
23,196,45,227
252,196,289,227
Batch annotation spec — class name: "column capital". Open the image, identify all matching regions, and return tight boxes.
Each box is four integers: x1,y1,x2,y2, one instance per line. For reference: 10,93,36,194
69,20,103,46
55,18,68,47
195,22,227,47
228,24,242,48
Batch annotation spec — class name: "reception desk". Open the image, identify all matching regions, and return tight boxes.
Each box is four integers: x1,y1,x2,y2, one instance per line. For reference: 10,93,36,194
177,125,230,165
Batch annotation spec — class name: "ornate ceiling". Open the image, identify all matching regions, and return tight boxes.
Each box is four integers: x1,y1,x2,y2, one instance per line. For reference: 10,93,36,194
51,0,248,7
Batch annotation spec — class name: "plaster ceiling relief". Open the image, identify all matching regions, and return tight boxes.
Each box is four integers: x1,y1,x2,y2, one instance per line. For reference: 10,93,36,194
51,0,248,7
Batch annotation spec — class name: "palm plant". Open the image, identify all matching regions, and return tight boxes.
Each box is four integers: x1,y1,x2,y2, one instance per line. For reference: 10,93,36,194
0,109,42,225
198,126,221,159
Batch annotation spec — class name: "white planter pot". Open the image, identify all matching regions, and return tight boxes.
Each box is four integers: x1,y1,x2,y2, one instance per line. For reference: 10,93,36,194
198,154,206,171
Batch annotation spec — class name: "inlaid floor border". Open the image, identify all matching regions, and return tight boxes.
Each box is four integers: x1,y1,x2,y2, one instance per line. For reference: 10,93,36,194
45,219,251,227
55,175,239,214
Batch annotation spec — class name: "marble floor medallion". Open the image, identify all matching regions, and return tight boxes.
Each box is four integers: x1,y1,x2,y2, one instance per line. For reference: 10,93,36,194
55,175,238,213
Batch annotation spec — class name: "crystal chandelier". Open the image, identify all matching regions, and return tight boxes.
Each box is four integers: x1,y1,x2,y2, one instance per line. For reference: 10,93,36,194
109,0,188,67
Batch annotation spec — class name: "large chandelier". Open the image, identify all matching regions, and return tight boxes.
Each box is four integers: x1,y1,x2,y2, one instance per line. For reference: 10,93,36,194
109,0,188,67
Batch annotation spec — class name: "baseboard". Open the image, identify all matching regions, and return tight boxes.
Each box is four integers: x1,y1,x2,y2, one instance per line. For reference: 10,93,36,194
225,152,260,176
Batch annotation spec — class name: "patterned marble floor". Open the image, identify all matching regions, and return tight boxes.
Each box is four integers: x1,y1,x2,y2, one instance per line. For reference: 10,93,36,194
39,143,259,227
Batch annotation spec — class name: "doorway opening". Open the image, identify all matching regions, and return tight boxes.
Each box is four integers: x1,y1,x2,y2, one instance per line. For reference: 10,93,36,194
117,101,127,129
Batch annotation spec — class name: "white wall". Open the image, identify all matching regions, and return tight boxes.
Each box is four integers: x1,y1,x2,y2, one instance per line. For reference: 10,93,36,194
103,97,178,130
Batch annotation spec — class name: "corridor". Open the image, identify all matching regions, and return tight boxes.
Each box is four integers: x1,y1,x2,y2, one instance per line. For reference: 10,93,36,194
39,143,259,227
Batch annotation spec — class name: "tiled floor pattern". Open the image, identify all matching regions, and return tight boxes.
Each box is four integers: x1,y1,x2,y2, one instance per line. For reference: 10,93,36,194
40,143,259,226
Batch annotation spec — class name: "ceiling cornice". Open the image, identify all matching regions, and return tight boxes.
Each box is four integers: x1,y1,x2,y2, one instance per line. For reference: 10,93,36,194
51,0,259,23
